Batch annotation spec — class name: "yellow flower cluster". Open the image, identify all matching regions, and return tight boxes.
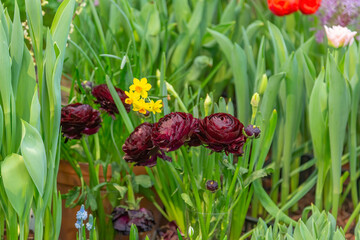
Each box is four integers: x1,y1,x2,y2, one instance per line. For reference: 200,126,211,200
125,78,163,115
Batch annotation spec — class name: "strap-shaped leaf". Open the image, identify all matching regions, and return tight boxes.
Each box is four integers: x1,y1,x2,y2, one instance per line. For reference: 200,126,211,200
21,120,47,196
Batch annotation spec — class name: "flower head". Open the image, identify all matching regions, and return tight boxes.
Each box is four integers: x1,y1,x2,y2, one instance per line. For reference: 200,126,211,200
92,84,130,119
132,99,149,115
129,78,152,98
299,0,321,14
152,112,198,152
157,221,182,240
267,0,299,16
324,25,357,48
75,220,82,229
206,180,219,192
122,122,171,167
76,205,88,221
112,207,155,235
61,103,102,140
146,100,163,114
244,125,261,139
125,90,141,105
197,113,246,156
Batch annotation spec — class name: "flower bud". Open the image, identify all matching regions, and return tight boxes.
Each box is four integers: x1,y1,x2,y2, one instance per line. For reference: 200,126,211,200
258,74,268,95
81,80,93,93
244,125,261,139
324,25,357,48
251,93,260,108
156,69,161,80
204,94,212,116
206,180,219,192
188,226,194,237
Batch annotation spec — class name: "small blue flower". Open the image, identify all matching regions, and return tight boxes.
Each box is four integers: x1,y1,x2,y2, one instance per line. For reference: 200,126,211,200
86,222,93,231
76,205,88,221
75,220,82,229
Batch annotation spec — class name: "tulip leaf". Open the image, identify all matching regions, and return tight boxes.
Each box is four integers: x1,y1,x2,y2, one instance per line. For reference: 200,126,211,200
1,154,34,219
268,21,288,73
21,120,47,196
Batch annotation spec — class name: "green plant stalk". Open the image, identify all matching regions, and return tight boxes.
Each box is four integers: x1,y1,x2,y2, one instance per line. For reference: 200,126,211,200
349,106,358,207
81,137,107,240
344,201,360,232
180,147,206,238
220,154,245,240
88,0,111,67
205,192,215,236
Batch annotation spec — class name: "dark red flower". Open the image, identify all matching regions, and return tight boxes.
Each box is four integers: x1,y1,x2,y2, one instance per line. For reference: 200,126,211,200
206,180,219,192
244,125,261,139
152,112,198,152
197,113,246,156
157,221,182,240
185,118,202,147
123,122,171,167
112,207,155,235
299,0,321,15
61,103,102,140
267,0,299,16
92,84,130,119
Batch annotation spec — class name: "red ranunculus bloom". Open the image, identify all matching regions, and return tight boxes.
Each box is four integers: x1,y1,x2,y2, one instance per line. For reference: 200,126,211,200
185,118,202,147
92,84,130,119
112,207,155,235
152,112,198,152
267,0,299,16
61,103,102,140
197,113,246,156
299,0,321,15
122,122,171,167
157,221,183,240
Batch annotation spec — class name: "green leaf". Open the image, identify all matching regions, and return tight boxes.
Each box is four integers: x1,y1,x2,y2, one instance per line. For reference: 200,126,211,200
134,175,153,188
129,224,139,240
105,76,134,132
1,154,34,219
181,193,195,209
268,21,288,72
244,169,272,187
10,1,24,96
21,120,47,196
50,0,76,55
327,52,351,217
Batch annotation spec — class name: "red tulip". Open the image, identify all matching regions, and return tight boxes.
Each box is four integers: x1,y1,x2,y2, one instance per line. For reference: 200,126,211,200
267,0,299,16
299,0,321,15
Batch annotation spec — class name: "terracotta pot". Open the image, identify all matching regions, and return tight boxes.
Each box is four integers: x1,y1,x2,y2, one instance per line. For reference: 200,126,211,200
57,160,163,240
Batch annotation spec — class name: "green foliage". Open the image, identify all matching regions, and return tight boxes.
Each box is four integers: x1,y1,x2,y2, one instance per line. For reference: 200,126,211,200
251,205,346,240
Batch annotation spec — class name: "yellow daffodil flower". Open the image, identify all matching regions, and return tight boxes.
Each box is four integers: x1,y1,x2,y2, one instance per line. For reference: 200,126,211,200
146,100,163,114
129,78,152,98
125,90,140,105
132,99,148,115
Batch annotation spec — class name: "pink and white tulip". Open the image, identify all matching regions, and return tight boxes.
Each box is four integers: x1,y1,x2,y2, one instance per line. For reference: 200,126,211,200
324,25,357,48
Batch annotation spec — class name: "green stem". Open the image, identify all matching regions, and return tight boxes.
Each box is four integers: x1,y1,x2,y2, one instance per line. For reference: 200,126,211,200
349,106,358,207
180,147,207,239
344,201,360,232
220,154,244,240
81,137,99,187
